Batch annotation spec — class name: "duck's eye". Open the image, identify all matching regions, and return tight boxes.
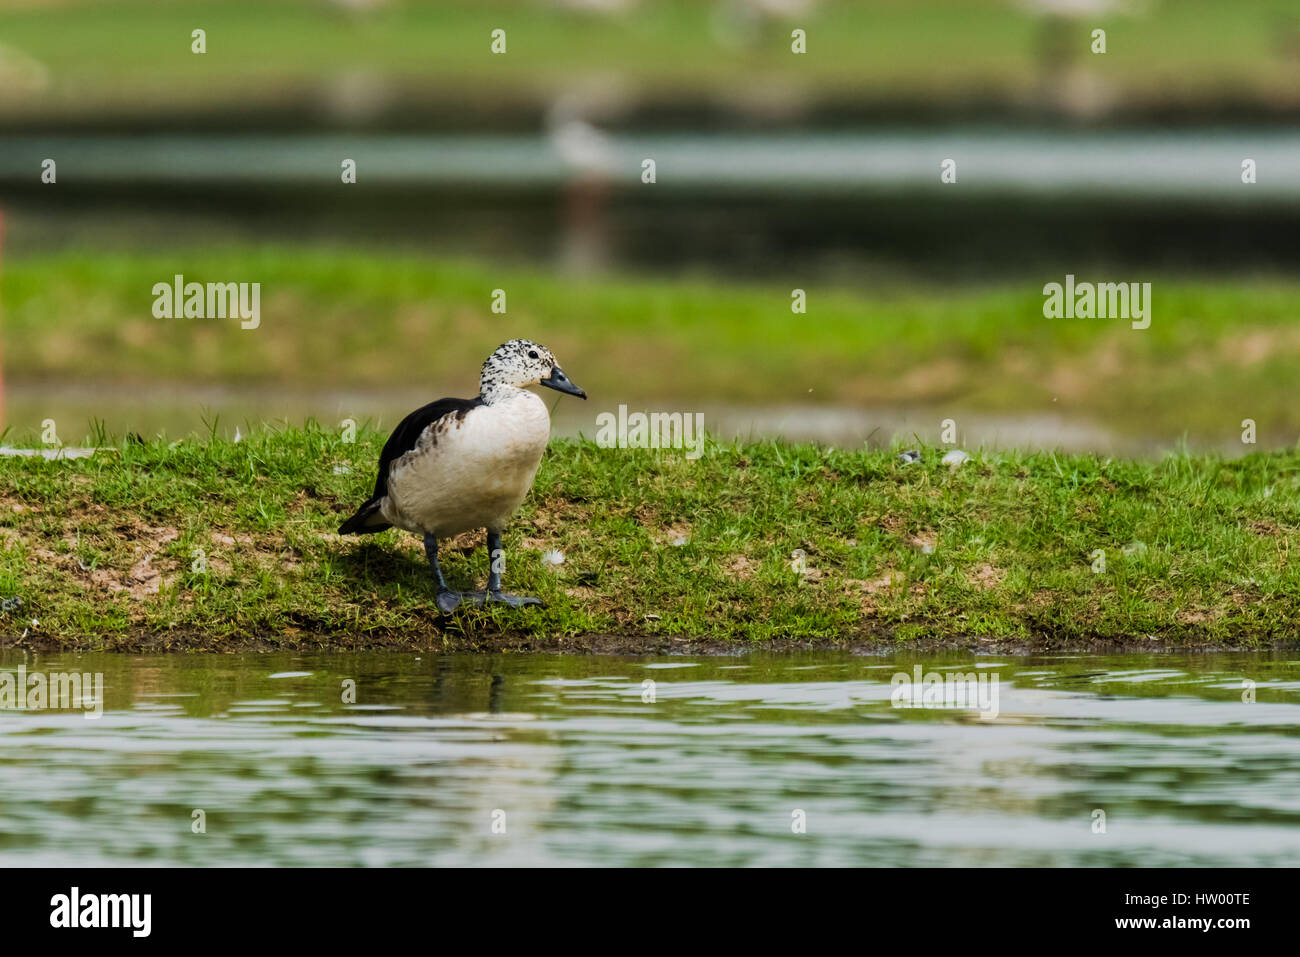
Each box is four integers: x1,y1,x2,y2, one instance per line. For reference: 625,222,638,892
527,350,539,360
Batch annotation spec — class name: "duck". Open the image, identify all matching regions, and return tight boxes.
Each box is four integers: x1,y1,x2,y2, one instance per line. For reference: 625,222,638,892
339,339,586,612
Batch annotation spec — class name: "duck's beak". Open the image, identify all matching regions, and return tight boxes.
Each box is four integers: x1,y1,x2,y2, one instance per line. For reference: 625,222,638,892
540,365,587,399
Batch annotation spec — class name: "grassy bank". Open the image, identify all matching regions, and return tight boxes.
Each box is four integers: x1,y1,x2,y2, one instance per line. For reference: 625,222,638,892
1,425,1298,651
6,248,1300,444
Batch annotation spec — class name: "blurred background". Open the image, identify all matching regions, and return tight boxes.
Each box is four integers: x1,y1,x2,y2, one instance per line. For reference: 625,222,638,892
1,0,1299,452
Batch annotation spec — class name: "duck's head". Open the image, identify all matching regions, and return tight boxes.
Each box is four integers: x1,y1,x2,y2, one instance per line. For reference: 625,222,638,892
481,339,587,402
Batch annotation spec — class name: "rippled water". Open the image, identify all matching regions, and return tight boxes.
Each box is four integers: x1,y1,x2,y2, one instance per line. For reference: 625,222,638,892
1,650,1297,867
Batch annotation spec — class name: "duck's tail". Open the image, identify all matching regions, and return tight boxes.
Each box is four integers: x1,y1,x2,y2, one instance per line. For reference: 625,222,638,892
338,497,392,535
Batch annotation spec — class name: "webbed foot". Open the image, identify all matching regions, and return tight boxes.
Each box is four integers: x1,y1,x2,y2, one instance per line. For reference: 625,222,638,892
436,589,464,614
459,590,542,608
487,591,542,608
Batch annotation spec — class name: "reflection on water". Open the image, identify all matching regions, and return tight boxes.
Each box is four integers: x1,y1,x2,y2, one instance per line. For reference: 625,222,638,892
1,650,1297,867
3,383,1149,454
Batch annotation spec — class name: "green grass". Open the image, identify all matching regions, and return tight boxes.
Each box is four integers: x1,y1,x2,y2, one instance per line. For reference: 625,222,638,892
2,0,1299,117
1,424,1298,650
5,246,1300,443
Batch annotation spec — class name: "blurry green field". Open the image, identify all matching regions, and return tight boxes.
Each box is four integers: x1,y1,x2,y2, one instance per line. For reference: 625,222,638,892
1,0,1299,116
3,247,1300,447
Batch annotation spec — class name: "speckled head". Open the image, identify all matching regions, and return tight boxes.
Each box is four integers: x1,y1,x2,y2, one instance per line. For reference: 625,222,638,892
480,339,587,404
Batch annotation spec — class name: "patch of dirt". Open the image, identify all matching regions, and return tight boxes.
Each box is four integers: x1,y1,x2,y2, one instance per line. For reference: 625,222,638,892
842,571,907,613
109,551,167,598
873,514,905,535
212,532,254,547
6,509,337,600
846,572,903,595
726,554,757,579
441,530,482,554
0,493,37,515
909,531,937,552
654,522,693,547
99,524,179,598
968,564,1005,589
23,522,182,601
1176,606,1223,625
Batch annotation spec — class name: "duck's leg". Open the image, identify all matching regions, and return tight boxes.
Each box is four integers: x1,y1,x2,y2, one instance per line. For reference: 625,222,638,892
484,530,542,607
424,534,463,613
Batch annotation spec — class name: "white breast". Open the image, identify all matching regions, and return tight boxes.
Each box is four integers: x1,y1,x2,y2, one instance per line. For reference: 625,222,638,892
381,390,551,538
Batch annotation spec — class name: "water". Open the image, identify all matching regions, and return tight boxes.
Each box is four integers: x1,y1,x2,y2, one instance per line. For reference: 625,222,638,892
3,382,1150,454
1,650,1297,867
5,131,1299,280
6,131,1300,197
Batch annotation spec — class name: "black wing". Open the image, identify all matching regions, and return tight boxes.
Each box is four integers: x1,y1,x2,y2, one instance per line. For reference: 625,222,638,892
338,395,484,535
